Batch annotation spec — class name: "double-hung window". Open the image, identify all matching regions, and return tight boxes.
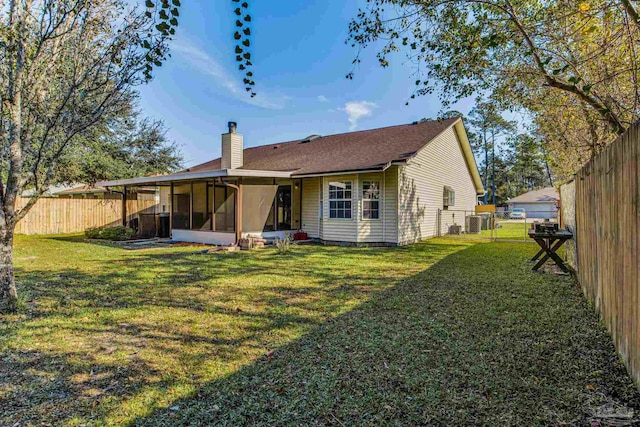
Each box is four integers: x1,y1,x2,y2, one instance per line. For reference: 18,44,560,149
362,181,380,219
328,181,352,219
443,186,455,209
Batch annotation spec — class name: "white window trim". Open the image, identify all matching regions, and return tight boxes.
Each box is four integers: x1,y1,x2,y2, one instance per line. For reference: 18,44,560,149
328,180,353,220
443,185,455,208
361,180,381,221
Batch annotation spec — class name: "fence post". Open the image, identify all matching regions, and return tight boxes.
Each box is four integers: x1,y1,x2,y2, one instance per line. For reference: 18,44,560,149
491,213,494,241
121,186,127,227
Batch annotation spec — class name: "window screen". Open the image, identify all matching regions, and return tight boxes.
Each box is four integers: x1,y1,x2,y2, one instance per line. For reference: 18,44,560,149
362,181,380,219
328,181,352,219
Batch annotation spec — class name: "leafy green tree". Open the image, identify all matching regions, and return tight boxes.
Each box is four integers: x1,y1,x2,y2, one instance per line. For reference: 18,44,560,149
472,132,553,205
0,0,180,312
57,110,182,185
419,110,463,123
502,133,553,199
232,0,256,97
347,0,640,175
467,101,515,204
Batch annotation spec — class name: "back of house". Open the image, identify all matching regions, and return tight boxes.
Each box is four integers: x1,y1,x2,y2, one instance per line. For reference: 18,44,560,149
97,118,484,246
508,187,559,219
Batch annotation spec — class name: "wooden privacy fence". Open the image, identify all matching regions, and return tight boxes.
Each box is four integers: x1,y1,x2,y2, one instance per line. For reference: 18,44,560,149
15,197,158,235
560,122,640,386
559,180,577,269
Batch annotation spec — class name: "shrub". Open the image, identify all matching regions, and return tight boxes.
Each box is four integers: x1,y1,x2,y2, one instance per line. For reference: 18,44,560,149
84,226,135,241
85,227,102,239
99,226,135,241
274,236,292,254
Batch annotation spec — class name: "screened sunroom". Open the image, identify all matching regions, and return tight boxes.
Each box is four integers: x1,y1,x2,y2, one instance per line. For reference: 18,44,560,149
98,168,303,245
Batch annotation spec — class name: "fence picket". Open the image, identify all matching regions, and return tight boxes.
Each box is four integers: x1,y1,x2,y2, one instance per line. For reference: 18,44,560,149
560,122,640,387
15,197,157,235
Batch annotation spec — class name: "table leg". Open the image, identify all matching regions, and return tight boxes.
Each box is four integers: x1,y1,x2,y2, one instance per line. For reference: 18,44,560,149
532,239,550,271
547,250,570,273
531,238,556,261
532,238,570,272
531,248,545,261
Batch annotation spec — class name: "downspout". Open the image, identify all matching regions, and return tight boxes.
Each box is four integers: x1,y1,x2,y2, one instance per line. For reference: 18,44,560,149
298,179,303,231
122,186,127,227
105,186,128,227
382,169,386,243
355,175,359,246
319,177,322,240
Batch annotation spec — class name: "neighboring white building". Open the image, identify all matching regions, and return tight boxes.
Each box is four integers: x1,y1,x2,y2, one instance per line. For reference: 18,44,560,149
508,187,559,219
98,118,484,246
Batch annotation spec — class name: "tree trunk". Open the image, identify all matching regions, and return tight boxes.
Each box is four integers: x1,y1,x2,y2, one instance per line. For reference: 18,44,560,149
483,128,489,204
491,131,496,205
545,160,554,187
0,230,17,312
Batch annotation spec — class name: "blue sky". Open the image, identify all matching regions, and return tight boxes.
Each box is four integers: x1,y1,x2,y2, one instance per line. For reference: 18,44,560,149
138,1,475,167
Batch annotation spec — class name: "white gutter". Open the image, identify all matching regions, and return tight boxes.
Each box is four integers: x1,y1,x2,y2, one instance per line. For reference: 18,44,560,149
293,161,406,179
96,169,294,187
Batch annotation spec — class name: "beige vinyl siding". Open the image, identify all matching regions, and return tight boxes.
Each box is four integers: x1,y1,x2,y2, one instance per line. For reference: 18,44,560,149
398,126,477,244
357,172,384,243
302,171,398,244
318,180,323,238
301,177,320,238
221,133,243,169
384,166,399,244
321,174,358,243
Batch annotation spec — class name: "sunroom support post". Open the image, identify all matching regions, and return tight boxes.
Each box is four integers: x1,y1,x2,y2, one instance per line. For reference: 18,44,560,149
211,183,216,232
216,180,242,244
169,183,174,236
189,182,194,230
236,184,243,243
121,186,127,227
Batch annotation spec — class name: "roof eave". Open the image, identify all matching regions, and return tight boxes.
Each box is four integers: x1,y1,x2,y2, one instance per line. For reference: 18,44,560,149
508,200,558,204
96,169,294,187
452,120,485,195
291,161,407,178
393,119,485,196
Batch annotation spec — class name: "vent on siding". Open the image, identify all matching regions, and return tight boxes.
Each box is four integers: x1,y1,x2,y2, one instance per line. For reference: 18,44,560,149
301,134,321,143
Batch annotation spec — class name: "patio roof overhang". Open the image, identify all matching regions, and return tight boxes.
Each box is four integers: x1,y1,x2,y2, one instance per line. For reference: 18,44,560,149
95,168,294,188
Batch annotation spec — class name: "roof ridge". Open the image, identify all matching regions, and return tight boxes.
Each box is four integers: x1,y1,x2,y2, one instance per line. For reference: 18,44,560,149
298,118,457,140
184,118,459,169
182,118,460,171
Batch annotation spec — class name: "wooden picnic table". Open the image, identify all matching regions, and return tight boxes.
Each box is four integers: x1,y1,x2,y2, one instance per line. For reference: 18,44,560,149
528,229,573,273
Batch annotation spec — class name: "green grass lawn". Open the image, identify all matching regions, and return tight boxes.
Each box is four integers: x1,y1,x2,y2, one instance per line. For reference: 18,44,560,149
489,221,530,240
1,234,638,426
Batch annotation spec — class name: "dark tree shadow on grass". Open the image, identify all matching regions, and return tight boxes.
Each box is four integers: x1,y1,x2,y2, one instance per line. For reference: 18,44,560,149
3,239,466,425
127,243,640,427
5,239,640,426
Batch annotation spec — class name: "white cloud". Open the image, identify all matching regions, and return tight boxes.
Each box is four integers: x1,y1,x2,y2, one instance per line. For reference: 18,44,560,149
340,101,377,130
317,95,329,102
171,39,289,110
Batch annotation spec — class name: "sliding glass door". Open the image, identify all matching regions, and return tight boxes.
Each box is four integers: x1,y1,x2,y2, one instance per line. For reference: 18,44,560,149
263,185,292,232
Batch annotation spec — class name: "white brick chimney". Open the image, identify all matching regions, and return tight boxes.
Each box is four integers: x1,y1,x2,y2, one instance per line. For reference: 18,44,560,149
221,121,243,169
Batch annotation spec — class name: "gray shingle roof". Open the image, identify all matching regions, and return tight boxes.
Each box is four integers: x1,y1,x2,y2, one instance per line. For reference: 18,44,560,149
509,187,559,204
183,118,459,176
